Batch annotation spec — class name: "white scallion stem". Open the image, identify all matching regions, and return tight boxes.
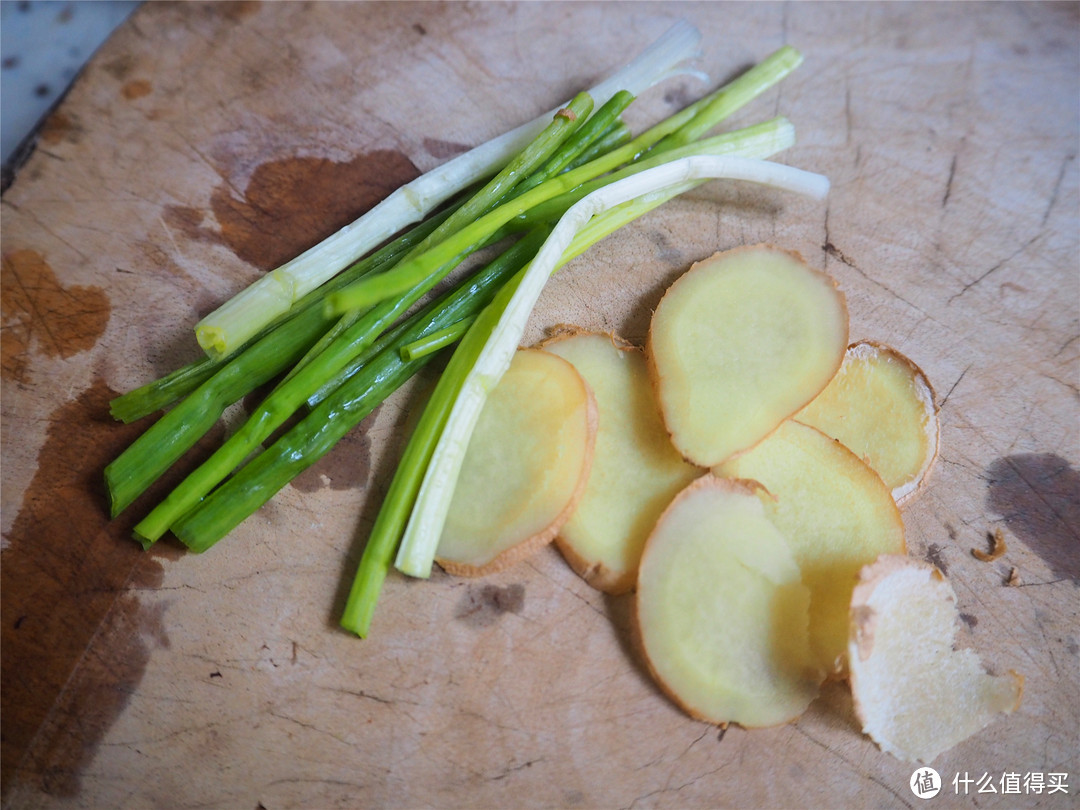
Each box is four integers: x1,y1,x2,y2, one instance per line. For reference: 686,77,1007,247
394,155,830,577
194,22,703,360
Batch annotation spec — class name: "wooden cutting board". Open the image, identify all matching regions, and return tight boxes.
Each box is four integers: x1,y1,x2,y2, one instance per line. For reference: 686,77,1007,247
2,2,1077,807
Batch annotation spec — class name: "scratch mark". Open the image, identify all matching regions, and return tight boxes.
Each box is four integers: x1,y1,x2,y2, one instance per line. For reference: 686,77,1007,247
491,757,544,781
948,233,1043,305
942,151,958,208
938,364,971,409
1042,153,1075,228
844,85,853,147
791,725,914,809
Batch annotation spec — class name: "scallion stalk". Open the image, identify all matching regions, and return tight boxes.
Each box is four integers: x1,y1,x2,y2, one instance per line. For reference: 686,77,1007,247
130,93,595,544
193,22,703,360
170,228,553,553
340,118,798,635
325,46,804,316
399,317,476,362
393,155,830,579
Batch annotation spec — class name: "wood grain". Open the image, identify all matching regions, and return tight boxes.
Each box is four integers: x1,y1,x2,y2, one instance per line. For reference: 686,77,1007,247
2,2,1076,808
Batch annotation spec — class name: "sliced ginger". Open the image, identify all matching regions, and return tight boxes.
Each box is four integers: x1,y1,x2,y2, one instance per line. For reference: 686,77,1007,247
795,341,939,504
540,329,703,593
849,555,1023,763
647,244,848,467
435,348,597,576
635,476,824,728
715,419,905,675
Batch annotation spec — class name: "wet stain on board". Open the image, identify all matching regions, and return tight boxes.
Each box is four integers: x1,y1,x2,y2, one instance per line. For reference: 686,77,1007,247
1,250,110,382
924,542,949,575
422,137,470,160
0,379,222,796
986,454,1080,583
208,150,420,272
290,406,380,493
455,583,526,627
237,378,378,494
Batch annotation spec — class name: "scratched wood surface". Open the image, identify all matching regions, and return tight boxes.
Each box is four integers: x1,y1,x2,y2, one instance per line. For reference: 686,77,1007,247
1,2,1077,808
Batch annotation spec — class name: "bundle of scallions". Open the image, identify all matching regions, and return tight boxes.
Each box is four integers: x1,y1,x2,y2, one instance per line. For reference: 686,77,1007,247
105,22,829,637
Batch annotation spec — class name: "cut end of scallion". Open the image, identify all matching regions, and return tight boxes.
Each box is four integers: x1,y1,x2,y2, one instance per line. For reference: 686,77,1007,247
194,324,228,359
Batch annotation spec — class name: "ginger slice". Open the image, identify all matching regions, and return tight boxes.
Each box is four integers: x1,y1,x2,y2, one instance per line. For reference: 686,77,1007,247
715,420,905,675
795,341,939,504
849,555,1023,763
540,329,703,594
435,349,597,576
647,244,848,467
635,476,824,728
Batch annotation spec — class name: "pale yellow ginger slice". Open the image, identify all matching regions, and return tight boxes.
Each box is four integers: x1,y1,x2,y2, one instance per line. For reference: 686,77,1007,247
435,349,597,576
715,420,905,675
540,329,703,594
647,244,848,467
635,476,824,727
795,341,939,504
849,555,1024,763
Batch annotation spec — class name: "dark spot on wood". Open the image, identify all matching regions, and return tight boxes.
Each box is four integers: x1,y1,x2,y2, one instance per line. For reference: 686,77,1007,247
56,5,73,23
717,726,727,743
986,454,1080,583
662,83,695,109
1,250,110,382
563,790,586,807
823,240,857,269
210,150,419,272
13,616,26,630
34,83,50,98
413,22,427,35
221,0,261,21
3,56,19,69
210,670,223,678
945,522,958,541
39,110,83,146
121,78,152,100
0,379,223,795
924,542,949,575
455,583,526,627
101,53,135,81
959,612,978,629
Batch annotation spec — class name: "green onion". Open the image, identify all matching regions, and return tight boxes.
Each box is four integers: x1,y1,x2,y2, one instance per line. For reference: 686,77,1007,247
108,201,463,424
324,45,803,317
170,228,552,553
129,91,595,544
399,317,475,362
393,156,830,579
192,22,702,360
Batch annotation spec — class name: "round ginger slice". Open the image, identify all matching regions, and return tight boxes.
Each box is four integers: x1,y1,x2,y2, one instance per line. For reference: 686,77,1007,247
795,341,939,504
635,476,824,728
540,329,703,594
849,555,1024,763
435,348,597,576
647,244,848,467
714,420,905,676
